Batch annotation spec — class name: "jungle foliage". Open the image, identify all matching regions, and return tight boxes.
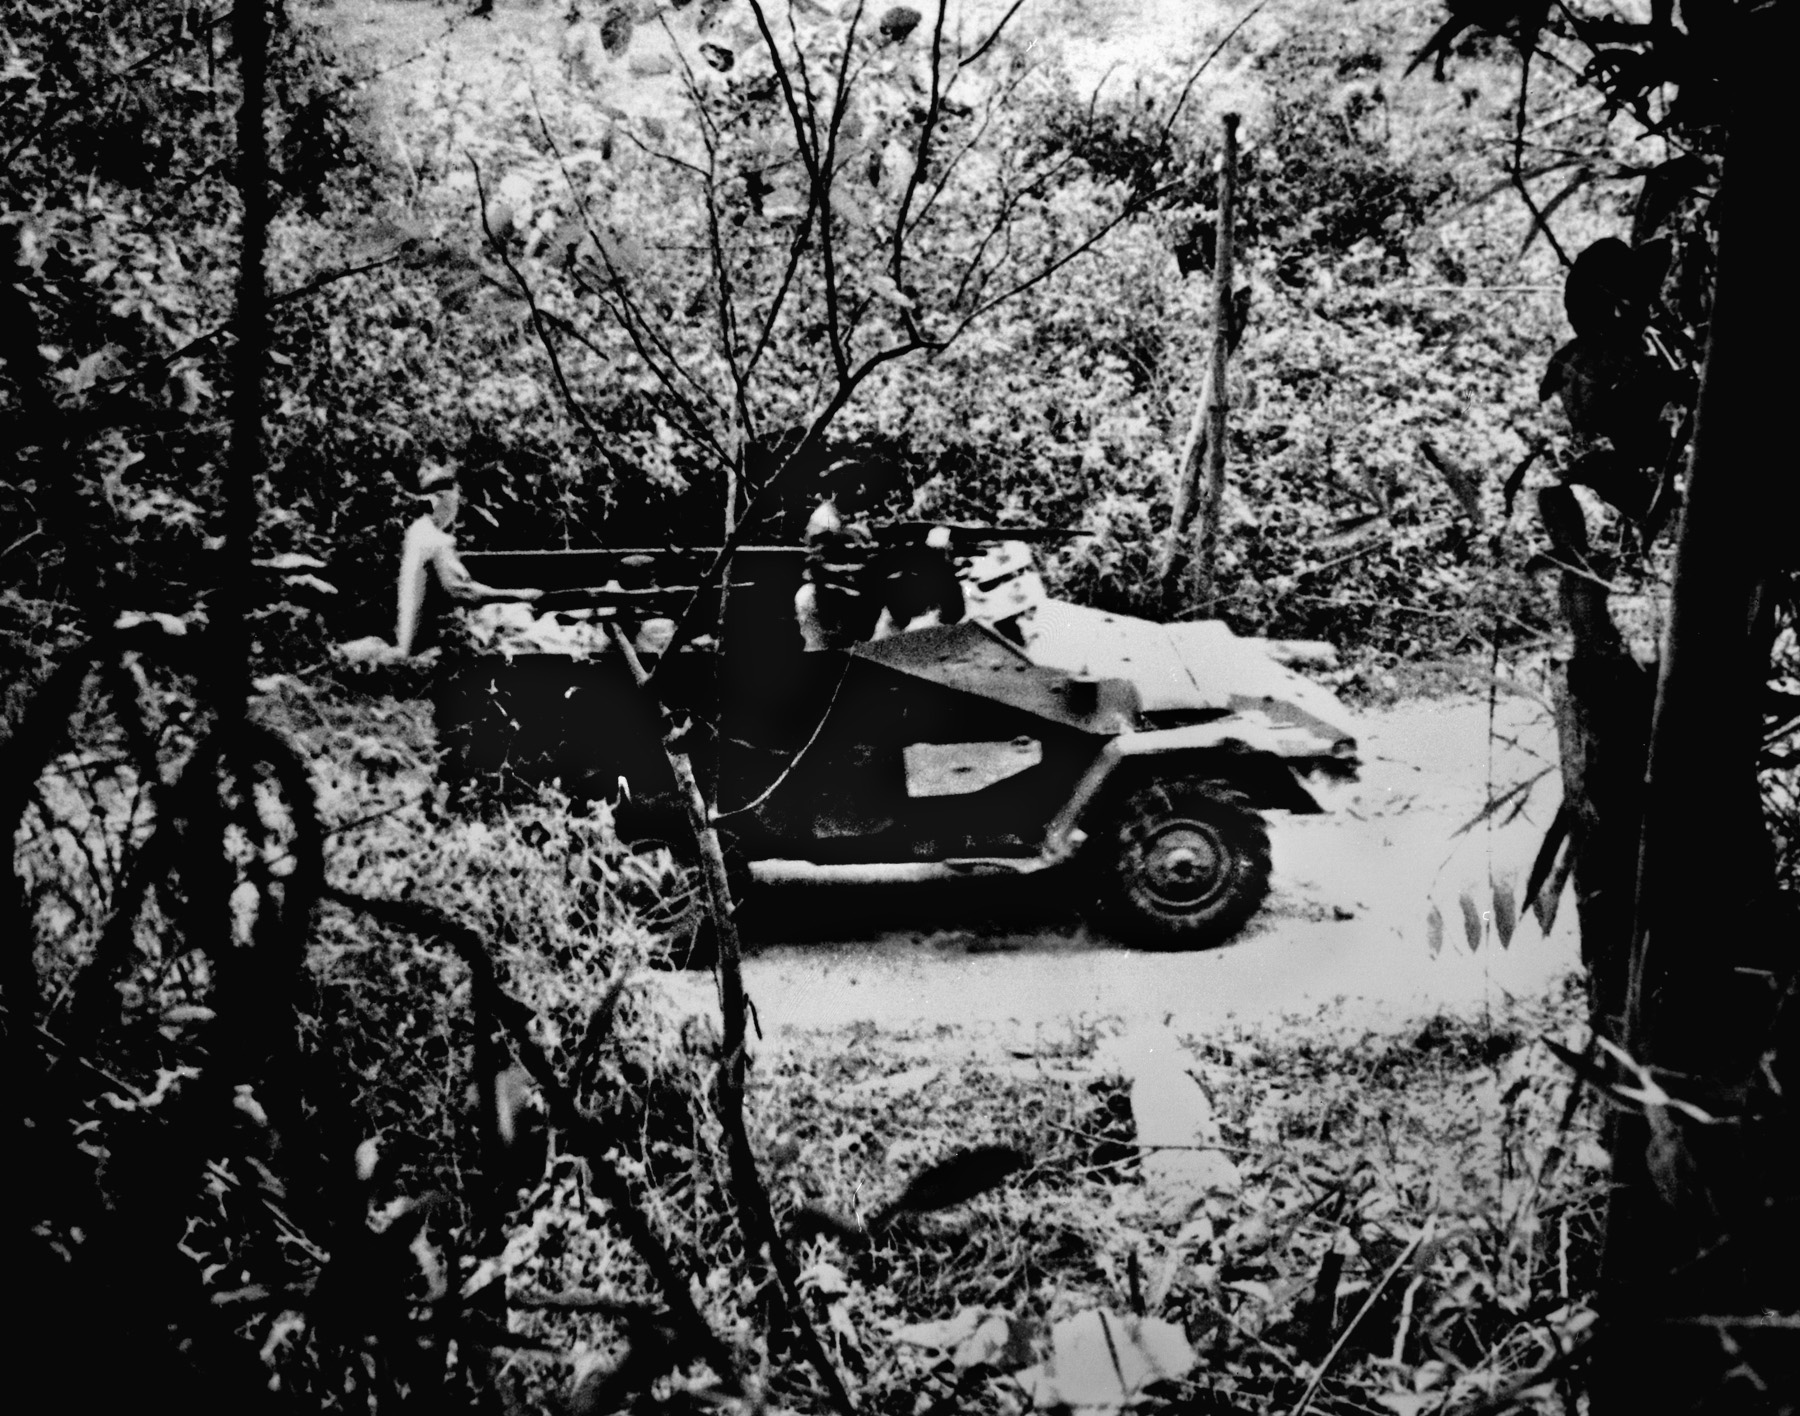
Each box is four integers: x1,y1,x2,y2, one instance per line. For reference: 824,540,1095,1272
6,0,1603,686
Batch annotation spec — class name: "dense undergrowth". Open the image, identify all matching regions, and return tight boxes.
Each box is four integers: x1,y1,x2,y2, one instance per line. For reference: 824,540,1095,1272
2,0,1638,689
730,984,1604,1416
13,660,1602,1411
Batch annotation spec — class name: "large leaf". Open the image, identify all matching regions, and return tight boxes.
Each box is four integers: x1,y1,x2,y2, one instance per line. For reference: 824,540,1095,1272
1012,1310,1196,1411
1491,874,1517,947
1523,805,1572,915
599,6,634,55
879,7,923,43
1458,888,1483,951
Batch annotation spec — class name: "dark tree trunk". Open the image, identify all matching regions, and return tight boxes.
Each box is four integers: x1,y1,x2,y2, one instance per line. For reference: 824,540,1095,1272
1593,11,1799,1408
1538,484,1656,1037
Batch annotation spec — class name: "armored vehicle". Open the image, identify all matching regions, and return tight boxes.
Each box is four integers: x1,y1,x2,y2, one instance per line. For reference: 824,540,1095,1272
450,535,1357,949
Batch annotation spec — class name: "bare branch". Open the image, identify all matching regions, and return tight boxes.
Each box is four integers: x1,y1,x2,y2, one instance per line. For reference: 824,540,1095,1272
816,2,868,370
1510,51,1573,266
946,149,1082,309
943,183,1171,345
526,85,733,432
890,0,950,295
643,331,928,687
675,62,756,457
1156,0,1272,146
906,58,1041,236
743,196,820,379
616,126,710,178
473,158,616,460
748,0,850,376
796,14,854,377
534,304,736,475
956,0,1029,73
748,1,822,179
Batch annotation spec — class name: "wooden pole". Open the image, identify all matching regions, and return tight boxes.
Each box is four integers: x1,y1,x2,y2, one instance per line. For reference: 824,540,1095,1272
1195,112,1239,617
1157,112,1240,615
1160,363,1213,593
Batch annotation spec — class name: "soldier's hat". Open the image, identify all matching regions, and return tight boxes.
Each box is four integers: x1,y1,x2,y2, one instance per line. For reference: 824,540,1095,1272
418,459,459,493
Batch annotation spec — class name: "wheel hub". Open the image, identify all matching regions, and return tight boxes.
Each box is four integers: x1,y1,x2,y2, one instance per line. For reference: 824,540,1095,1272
1140,824,1229,909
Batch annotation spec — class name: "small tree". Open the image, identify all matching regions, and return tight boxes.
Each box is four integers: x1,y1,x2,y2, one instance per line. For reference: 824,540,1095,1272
475,1,1169,640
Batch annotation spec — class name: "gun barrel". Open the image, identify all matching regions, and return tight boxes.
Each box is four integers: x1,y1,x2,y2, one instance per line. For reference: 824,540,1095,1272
869,523,1082,546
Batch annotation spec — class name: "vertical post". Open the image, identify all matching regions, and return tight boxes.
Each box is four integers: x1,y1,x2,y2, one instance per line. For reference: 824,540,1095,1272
712,428,744,805
1195,112,1239,617
222,0,268,717
1157,112,1240,615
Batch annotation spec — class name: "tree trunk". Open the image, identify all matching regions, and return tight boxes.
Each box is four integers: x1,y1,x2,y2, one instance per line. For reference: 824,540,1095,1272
1537,484,1654,1037
1193,112,1239,618
1593,14,1798,1407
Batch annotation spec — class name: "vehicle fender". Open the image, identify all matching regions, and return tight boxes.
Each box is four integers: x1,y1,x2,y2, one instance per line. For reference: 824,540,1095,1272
1042,733,1324,861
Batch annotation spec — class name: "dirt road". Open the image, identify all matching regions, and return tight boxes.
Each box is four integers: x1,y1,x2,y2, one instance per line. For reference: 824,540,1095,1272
657,692,1583,1047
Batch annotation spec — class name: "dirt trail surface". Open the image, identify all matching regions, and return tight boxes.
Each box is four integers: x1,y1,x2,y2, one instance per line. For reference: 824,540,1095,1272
657,693,1582,1048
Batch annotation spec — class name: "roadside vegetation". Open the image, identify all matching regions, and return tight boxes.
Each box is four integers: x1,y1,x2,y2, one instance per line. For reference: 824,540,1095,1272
6,0,1792,1411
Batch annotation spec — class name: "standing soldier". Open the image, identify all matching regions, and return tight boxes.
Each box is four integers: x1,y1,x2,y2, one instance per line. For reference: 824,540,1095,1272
393,458,542,802
395,459,542,657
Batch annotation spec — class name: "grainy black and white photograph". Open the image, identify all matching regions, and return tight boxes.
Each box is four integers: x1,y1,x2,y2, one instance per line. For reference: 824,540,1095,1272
4,0,1792,1410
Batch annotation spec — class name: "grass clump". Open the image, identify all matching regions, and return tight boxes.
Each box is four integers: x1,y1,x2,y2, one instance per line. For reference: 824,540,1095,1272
662,979,1607,1414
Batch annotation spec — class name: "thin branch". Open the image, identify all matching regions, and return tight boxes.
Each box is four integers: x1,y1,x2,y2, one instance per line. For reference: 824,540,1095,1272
907,59,1041,236
823,1,869,323
1509,50,1573,267
473,158,613,461
743,193,819,379
642,333,927,687
569,263,735,466
532,304,734,474
615,125,709,178
890,0,949,296
802,24,852,377
1157,0,1271,145
747,0,851,377
956,0,1029,72
945,149,1082,309
1286,1220,1433,1416
677,62,756,458
942,182,1172,344
671,750,856,1414
526,87,729,424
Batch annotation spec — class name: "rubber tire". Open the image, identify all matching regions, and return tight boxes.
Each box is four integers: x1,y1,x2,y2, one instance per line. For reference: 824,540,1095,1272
1086,779,1272,949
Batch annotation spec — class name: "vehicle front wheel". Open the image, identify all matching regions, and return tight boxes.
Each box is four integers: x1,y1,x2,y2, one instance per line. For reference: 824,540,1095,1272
1086,779,1272,949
